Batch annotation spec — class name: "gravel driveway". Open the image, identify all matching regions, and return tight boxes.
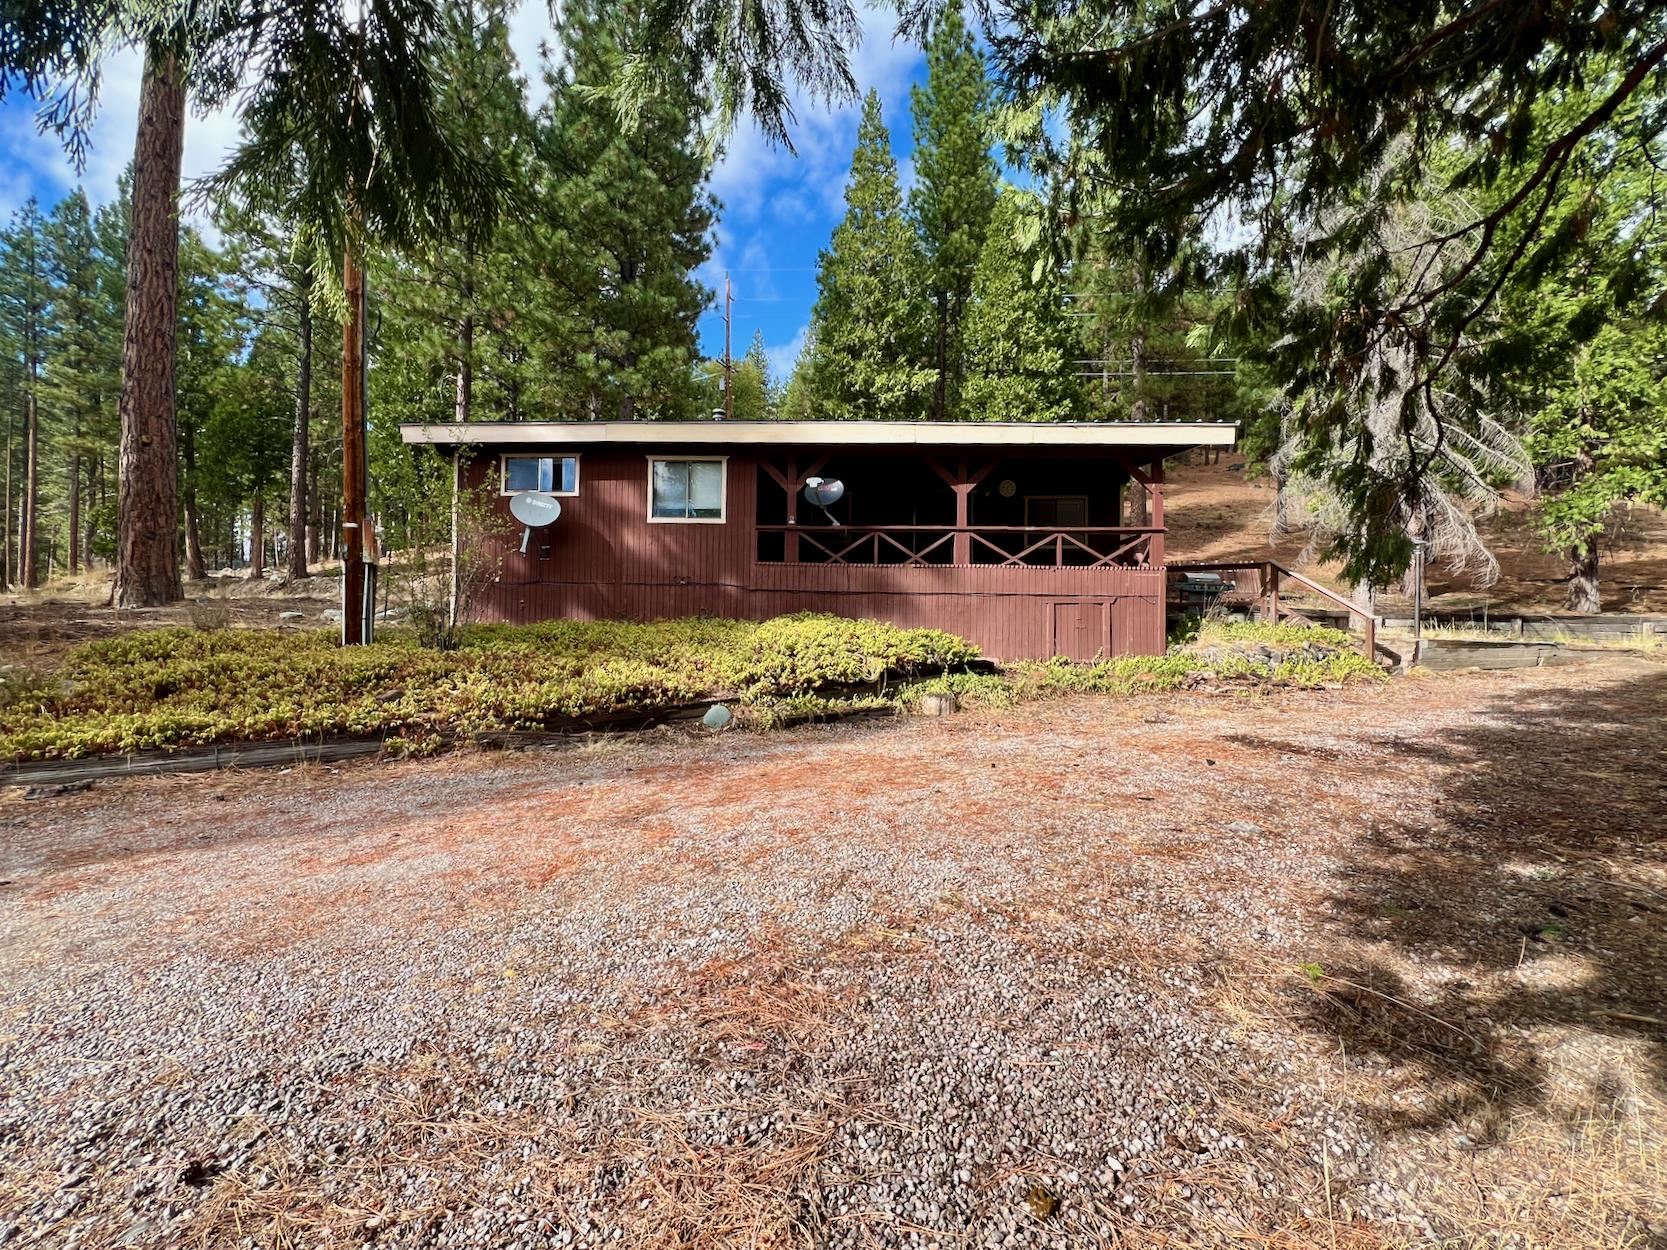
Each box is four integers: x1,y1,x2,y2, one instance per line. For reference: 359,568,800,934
3,659,1665,1249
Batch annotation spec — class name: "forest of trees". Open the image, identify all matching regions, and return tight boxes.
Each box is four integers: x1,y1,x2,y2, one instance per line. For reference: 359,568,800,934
2,0,1663,608
0,0,720,585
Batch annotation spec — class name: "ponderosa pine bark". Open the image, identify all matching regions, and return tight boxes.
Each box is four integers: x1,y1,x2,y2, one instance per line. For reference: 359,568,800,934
1566,538,1601,613
182,482,207,579
286,268,312,579
248,493,266,578
113,44,186,608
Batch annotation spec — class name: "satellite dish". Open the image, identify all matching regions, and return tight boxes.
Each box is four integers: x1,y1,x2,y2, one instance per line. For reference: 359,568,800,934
803,477,844,507
509,491,561,553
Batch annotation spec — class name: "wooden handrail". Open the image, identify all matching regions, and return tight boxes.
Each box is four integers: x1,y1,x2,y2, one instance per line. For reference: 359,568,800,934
1169,560,1379,661
757,524,1164,535
758,524,1159,569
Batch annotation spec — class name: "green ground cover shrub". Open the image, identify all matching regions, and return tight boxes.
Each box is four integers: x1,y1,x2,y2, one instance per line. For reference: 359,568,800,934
1,614,1382,763
0,615,978,762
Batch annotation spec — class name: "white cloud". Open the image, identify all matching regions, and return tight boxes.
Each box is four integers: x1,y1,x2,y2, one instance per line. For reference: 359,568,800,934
765,323,808,380
708,4,923,226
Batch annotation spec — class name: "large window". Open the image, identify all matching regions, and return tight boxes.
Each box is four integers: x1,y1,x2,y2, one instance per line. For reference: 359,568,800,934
1024,495,1088,528
501,454,579,495
649,457,726,522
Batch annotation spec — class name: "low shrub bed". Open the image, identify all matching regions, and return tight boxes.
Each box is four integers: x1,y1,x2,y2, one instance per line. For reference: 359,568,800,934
0,614,978,762
0,614,1382,764
902,641,1381,712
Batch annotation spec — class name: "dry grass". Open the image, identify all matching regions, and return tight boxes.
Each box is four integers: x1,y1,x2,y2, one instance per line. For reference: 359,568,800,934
1208,954,1667,1250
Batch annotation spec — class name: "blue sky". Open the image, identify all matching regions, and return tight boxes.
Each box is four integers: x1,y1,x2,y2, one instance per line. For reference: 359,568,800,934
0,5,929,389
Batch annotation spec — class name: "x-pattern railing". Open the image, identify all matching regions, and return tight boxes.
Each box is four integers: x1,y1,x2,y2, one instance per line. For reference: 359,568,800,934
758,525,1159,569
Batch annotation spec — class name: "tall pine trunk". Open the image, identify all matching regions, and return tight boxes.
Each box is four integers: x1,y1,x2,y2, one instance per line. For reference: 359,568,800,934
182,483,207,579
455,256,474,423
248,494,266,579
85,453,99,570
21,384,38,587
306,451,321,565
455,314,473,422
67,448,81,574
1566,538,1601,613
3,406,11,587
113,44,186,608
286,270,313,579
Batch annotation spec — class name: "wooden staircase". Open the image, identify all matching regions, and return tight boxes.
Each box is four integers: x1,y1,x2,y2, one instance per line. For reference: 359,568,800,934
1168,560,1390,664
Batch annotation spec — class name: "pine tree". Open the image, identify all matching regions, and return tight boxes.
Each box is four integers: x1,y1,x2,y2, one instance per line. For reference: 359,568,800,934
0,201,51,586
778,327,820,421
694,332,770,420
534,0,715,420
82,182,131,567
174,229,251,578
1493,90,1667,612
910,7,996,420
43,189,101,574
803,91,933,420
961,188,1081,423
374,0,540,429
201,324,295,578
744,329,775,417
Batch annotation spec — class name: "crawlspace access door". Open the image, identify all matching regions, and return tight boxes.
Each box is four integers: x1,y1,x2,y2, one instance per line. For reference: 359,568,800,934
1049,600,1110,662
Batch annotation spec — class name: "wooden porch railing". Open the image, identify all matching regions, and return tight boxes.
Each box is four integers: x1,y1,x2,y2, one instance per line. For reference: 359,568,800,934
757,525,1162,569
1169,560,1380,661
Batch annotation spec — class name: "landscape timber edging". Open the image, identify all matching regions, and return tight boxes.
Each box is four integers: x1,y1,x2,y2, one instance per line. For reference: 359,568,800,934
0,694,914,790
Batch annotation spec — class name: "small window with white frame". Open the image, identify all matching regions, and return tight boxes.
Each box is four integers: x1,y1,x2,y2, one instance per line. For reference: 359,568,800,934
648,457,726,522
501,454,579,496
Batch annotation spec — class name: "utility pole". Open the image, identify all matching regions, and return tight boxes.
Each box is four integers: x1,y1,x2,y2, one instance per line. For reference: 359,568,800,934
722,272,733,422
340,246,371,646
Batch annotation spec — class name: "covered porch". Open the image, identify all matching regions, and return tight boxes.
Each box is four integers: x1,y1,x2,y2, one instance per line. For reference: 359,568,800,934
753,449,1171,569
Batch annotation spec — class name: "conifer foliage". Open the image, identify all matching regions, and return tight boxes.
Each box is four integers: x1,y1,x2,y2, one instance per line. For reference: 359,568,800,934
800,91,934,420
910,6,997,420
961,189,1079,423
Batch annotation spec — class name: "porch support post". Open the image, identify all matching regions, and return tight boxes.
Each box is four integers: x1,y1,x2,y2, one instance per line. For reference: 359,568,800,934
784,455,799,562
928,457,995,566
1148,458,1165,567
952,458,973,565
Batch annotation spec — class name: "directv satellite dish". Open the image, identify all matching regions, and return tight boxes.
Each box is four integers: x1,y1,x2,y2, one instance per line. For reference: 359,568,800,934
509,491,561,553
802,476,845,525
803,477,844,507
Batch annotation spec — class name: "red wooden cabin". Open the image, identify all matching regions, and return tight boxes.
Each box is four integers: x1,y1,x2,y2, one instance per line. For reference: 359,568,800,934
400,421,1237,660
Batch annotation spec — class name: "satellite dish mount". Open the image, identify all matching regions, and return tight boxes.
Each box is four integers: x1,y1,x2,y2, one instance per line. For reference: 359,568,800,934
509,491,562,554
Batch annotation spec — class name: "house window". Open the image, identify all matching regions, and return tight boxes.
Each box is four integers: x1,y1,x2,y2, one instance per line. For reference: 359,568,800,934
501,454,579,496
648,457,726,522
1024,495,1088,528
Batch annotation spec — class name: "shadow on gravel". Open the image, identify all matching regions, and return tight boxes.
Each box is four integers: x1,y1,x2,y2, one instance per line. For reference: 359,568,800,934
1233,666,1667,1138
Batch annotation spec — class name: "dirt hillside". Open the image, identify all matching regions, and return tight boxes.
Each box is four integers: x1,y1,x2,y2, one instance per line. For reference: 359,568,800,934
1164,452,1667,615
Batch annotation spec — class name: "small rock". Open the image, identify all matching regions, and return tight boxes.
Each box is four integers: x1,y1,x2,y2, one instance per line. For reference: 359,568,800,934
917,692,960,717
22,781,93,801
1024,1185,1059,1219
702,704,734,731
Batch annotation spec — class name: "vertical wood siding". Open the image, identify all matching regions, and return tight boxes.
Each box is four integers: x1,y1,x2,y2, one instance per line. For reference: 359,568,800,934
467,450,1168,659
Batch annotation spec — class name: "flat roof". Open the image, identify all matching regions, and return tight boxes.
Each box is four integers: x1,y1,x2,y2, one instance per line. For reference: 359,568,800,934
399,420,1238,450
